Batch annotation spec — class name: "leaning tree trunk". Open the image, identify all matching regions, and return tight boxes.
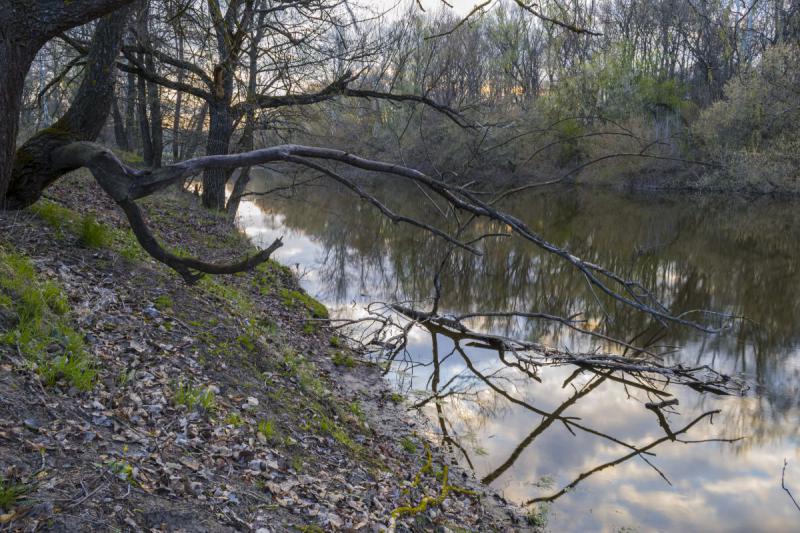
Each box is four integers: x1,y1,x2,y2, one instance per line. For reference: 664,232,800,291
0,0,135,208
202,103,234,210
0,36,36,207
3,10,131,210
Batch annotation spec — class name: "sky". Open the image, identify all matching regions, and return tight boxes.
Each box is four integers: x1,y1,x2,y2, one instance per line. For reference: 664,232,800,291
371,0,489,18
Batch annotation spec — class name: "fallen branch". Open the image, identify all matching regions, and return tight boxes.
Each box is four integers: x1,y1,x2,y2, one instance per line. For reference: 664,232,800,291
383,304,745,395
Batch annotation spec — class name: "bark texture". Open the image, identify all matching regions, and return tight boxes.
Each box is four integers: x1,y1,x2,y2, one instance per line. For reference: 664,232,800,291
0,0,135,207
5,9,132,209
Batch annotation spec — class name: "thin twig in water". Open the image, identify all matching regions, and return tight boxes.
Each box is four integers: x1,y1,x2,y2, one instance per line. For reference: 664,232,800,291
782,459,800,512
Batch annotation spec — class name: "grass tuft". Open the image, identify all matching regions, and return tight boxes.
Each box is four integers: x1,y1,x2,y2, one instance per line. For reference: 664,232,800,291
78,215,110,248
279,288,328,319
0,476,28,512
0,247,95,390
332,351,356,368
257,419,281,443
174,382,216,413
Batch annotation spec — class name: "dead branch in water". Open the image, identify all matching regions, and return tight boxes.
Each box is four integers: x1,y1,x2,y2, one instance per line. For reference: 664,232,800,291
374,303,746,396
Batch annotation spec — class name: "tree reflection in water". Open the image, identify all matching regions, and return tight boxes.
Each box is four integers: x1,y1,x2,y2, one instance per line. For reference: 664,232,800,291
238,175,800,529
383,320,741,509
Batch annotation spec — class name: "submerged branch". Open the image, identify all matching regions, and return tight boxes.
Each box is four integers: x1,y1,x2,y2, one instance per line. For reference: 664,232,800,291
379,304,745,396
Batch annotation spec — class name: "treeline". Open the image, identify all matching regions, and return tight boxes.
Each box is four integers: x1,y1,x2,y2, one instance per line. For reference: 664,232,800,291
334,0,800,191
18,0,800,197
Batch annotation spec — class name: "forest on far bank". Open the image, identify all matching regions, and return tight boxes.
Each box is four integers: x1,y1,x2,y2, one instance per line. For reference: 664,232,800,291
14,0,800,197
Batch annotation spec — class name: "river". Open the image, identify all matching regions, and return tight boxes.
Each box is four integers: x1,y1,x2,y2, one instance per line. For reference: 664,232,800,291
235,173,800,532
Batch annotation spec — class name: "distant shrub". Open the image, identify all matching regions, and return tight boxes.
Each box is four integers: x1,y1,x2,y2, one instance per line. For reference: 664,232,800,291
694,43,800,191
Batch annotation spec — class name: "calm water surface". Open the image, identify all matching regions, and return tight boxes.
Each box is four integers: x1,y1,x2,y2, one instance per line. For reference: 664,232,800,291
235,175,800,532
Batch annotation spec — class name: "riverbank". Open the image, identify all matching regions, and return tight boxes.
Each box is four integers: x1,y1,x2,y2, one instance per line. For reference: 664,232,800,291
0,170,527,531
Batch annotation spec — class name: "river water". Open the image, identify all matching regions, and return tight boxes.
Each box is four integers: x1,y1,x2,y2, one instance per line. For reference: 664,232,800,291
235,174,799,532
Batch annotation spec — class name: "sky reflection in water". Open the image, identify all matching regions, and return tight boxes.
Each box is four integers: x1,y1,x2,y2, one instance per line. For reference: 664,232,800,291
236,182,800,532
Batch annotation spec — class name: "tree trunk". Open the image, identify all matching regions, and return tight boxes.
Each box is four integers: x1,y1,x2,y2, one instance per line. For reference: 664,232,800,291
0,0,135,207
181,103,208,160
112,96,129,151
226,167,251,216
202,103,233,210
137,60,154,167
4,10,131,209
172,34,184,161
146,54,163,168
125,71,138,149
0,35,35,207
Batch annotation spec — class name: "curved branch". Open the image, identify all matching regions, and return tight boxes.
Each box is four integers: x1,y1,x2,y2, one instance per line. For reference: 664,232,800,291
118,53,212,101
76,142,732,330
233,72,472,128
282,156,480,254
118,197,282,283
51,142,282,283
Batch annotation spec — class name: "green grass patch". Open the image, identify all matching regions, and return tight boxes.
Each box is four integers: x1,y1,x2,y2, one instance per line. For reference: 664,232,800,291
224,412,244,427
0,476,28,512
526,502,551,528
153,294,173,311
257,419,281,443
331,351,356,368
29,200,110,249
279,288,328,319
116,230,146,261
251,260,292,295
114,149,144,165
28,200,74,234
348,401,365,422
0,247,95,390
318,415,355,448
290,455,305,472
281,350,327,397
78,214,111,248
200,277,255,315
400,437,417,454
388,392,404,404
174,381,216,413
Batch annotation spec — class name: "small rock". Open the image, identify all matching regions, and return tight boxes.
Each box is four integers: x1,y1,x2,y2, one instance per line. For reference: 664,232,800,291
328,513,343,528
23,418,40,431
143,306,160,319
144,404,164,414
92,415,113,427
128,340,147,353
249,459,266,471
242,396,259,409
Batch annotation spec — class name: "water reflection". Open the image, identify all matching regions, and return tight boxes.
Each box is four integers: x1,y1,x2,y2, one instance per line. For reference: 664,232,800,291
236,174,800,531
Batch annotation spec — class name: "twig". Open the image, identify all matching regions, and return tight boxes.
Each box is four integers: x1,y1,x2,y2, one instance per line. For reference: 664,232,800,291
782,459,800,512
